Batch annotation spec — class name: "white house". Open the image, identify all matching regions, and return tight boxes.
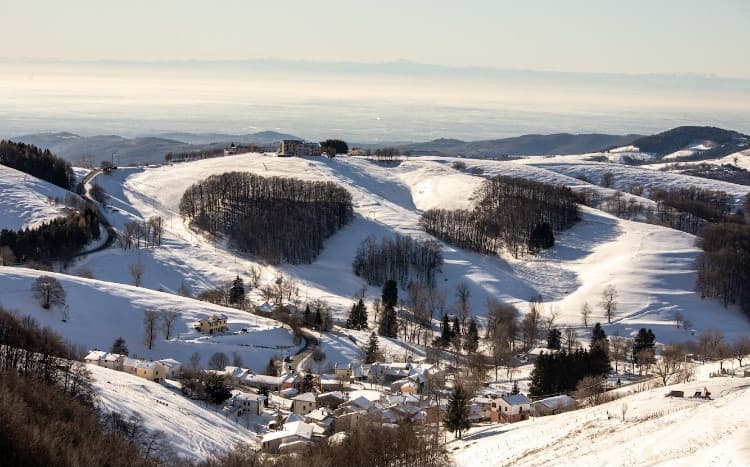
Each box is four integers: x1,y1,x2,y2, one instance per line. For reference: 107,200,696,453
84,350,125,370
156,358,182,379
232,393,265,417
292,392,317,416
492,393,531,423
261,420,314,453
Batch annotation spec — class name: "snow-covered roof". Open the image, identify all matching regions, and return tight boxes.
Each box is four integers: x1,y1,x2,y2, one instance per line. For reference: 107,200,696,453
501,394,531,405
318,391,347,400
528,347,559,356
122,357,160,370
280,387,299,398
348,396,374,410
293,392,316,402
244,374,283,386
533,394,576,409
285,413,305,424
85,350,123,362
283,421,314,440
157,358,181,368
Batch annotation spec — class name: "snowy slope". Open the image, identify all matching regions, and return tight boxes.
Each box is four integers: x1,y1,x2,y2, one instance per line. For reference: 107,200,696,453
451,363,750,467
64,154,750,349
88,364,258,462
0,164,71,230
0,266,301,372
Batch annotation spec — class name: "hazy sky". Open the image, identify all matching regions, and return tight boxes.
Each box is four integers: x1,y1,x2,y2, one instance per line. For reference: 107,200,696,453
2,0,749,77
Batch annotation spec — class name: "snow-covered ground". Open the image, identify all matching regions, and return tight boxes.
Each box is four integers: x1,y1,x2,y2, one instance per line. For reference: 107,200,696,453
88,364,258,462
452,362,750,467
0,266,301,372
0,164,71,230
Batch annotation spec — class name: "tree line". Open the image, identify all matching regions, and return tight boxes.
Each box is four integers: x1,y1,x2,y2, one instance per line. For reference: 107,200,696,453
420,176,579,258
352,234,443,287
0,207,101,264
118,217,165,250
179,172,353,264
0,140,76,190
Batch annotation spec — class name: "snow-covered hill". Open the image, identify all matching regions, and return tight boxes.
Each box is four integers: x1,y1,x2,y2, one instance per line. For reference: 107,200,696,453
0,266,301,372
0,164,71,230
88,364,258,462
451,362,750,466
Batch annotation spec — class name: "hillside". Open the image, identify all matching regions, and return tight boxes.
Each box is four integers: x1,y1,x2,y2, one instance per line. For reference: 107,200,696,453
61,153,750,353
0,266,301,372
451,362,750,466
0,164,71,230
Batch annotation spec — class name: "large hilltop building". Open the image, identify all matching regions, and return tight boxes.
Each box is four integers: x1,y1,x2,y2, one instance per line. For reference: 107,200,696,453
278,139,322,157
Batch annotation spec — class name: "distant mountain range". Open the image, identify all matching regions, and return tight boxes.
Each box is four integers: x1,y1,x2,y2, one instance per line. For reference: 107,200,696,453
9,126,750,165
395,133,644,157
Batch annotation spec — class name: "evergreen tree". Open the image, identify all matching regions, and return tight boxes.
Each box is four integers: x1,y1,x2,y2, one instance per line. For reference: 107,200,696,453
591,323,607,346
382,280,398,308
633,328,656,355
228,275,245,306
511,380,520,395
378,304,398,338
204,373,232,404
437,314,452,347
265,359,277,376
302,373,315,393
303,304,312,327
452,316,461,336
444,385,471,439
110,336,129,356
464,318,479,353
314,309,323,331
347,299,369,330
364,332,380,364
547,328,562,350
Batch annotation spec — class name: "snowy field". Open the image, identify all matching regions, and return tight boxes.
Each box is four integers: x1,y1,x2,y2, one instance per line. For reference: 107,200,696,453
451,362,750,467
88,364,257,462
0,266,301,372
0,164,71,230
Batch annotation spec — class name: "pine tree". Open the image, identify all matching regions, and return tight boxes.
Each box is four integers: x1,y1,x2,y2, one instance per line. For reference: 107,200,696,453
444,385,471,439
452,316,461,336
356,299,368,329
464,318,479,353
302,373,315,392
110,336,129,356
547,328,562,350
314,309,323,331
228,275,245,306
382,280,398,308
303,304,312,327
437,314,451,347
511,380,519,395
378,304,398,338
265,358,277,376
364,332,380,364
347,303,357,329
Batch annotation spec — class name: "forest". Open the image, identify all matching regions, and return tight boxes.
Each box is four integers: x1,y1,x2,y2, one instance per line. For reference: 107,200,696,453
696,222,750,318
352,234,443,287
0,140,76,190
0,207,101,264
420,176,579,258
179,172,353,264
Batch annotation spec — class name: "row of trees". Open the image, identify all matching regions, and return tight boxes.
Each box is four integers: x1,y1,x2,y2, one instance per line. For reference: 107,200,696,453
352,234,443,287
420,176,579,258
0,207,101,264
0,140,76,190
118,217,164,250
179,172,353,264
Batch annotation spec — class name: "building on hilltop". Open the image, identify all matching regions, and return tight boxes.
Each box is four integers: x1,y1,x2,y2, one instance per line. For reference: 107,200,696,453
278,139,322,157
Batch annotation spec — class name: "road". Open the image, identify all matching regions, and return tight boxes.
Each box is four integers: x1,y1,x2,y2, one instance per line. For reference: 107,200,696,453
74,169,118,257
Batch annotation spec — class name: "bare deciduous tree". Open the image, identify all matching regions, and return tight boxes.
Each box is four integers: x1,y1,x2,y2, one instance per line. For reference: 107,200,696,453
455,282,471,329
31,275,66,309
129,260,146,287
208,351,229,370
733,336,750,367
653,343,686,386
143,308,159,350
161,308,179,340
599,285,618,324
581,301,592,328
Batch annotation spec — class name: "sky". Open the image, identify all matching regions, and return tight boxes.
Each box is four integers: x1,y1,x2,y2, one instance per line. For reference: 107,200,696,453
1,0,749,78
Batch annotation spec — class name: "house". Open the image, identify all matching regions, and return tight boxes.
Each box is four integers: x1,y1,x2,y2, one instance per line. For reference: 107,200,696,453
527,347,559,361
492,394,531,423
156,358,182,379
280,373,303,391
122,358,167,382
195,314,228,334
531,394,577,417
243,373,283,391
261,420,314,453
232,393,265,417
291,392,317,415
223,143,239,156
84,350,125,370
320,375,345,392
370,362,411,382
470,396,493,422
278,139,321,157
